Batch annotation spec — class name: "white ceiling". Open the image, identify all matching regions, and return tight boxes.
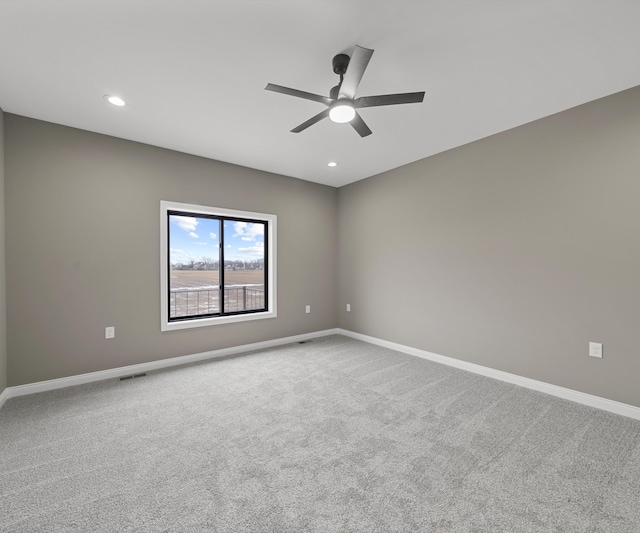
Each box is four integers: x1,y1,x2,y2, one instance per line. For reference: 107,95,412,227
1,1,640,188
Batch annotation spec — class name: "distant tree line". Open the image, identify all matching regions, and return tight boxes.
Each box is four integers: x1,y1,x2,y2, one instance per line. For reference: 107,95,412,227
171,257,264,271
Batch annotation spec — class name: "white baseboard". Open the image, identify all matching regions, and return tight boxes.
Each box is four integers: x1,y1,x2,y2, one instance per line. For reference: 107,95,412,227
4,327,638,421
337,328,640,421
0,387,8,411
1,328,340,406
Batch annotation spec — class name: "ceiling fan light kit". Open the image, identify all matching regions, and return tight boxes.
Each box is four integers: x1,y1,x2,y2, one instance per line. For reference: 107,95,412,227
265,45,425,137
329,101,356,123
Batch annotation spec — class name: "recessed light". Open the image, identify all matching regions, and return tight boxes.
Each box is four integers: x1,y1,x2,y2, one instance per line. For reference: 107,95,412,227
104,94,126,107
327,161,338,167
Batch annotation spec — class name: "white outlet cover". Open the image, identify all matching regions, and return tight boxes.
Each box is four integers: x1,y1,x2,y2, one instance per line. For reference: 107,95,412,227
305,305,310,314
589,342,602,358
105,326,115,339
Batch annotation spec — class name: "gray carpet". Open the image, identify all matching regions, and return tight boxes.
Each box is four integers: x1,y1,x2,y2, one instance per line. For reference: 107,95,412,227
1,335,640,532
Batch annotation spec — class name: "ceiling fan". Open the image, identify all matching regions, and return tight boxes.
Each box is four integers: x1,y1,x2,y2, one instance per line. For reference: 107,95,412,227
265,45,425,137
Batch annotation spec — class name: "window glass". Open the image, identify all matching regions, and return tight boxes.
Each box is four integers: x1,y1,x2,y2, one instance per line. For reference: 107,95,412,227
169,215,221,319
222,220,266,313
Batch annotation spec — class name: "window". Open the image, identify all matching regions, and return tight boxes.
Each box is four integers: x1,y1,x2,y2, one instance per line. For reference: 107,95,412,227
160,201,277,331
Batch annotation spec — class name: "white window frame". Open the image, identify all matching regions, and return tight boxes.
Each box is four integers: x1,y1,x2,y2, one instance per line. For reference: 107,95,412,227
160,200,277,331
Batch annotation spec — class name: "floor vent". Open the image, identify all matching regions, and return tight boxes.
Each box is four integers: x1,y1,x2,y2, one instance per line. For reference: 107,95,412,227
120,373,147,381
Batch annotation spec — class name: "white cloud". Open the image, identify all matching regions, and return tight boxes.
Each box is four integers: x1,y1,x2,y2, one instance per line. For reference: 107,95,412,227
171,216,199,233
233,221,264,242
238,242,265,257
169,248,197,264
210,232,217,240
170,216,200,238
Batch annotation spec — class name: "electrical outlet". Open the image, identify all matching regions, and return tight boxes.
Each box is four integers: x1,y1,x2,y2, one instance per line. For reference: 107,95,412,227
346,304,351,312
305,305,310,314
589,342,602,358
105,326,115,339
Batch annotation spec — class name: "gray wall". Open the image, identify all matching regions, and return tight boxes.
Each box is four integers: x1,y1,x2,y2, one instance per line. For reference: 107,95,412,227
5,115,337,386
5,86,640,409
338,86,640,408
0,107,6,394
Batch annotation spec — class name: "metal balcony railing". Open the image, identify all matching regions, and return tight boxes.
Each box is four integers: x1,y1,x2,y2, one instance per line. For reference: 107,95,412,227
169,286,265,318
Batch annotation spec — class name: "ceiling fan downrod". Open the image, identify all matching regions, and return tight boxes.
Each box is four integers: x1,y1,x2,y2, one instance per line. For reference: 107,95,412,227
330,53,350,99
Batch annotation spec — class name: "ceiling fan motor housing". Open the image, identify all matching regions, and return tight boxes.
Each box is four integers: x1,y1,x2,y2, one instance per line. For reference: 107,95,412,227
332,53,350,75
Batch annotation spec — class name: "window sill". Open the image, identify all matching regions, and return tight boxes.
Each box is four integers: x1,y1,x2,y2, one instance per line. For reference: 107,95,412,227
161,309,277,332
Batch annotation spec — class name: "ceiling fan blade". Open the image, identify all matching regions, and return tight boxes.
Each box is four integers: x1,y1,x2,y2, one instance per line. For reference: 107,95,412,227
339,46,374,100
355,92,425,108
291,109,331,133
265,83,333,106
350,111,372,137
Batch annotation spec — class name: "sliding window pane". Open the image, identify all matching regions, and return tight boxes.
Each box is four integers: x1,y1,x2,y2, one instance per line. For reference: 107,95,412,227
223,219,266,313
168,214,221,319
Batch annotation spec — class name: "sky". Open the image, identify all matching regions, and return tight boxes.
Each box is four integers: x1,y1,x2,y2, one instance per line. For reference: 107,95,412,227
169,215,265,266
